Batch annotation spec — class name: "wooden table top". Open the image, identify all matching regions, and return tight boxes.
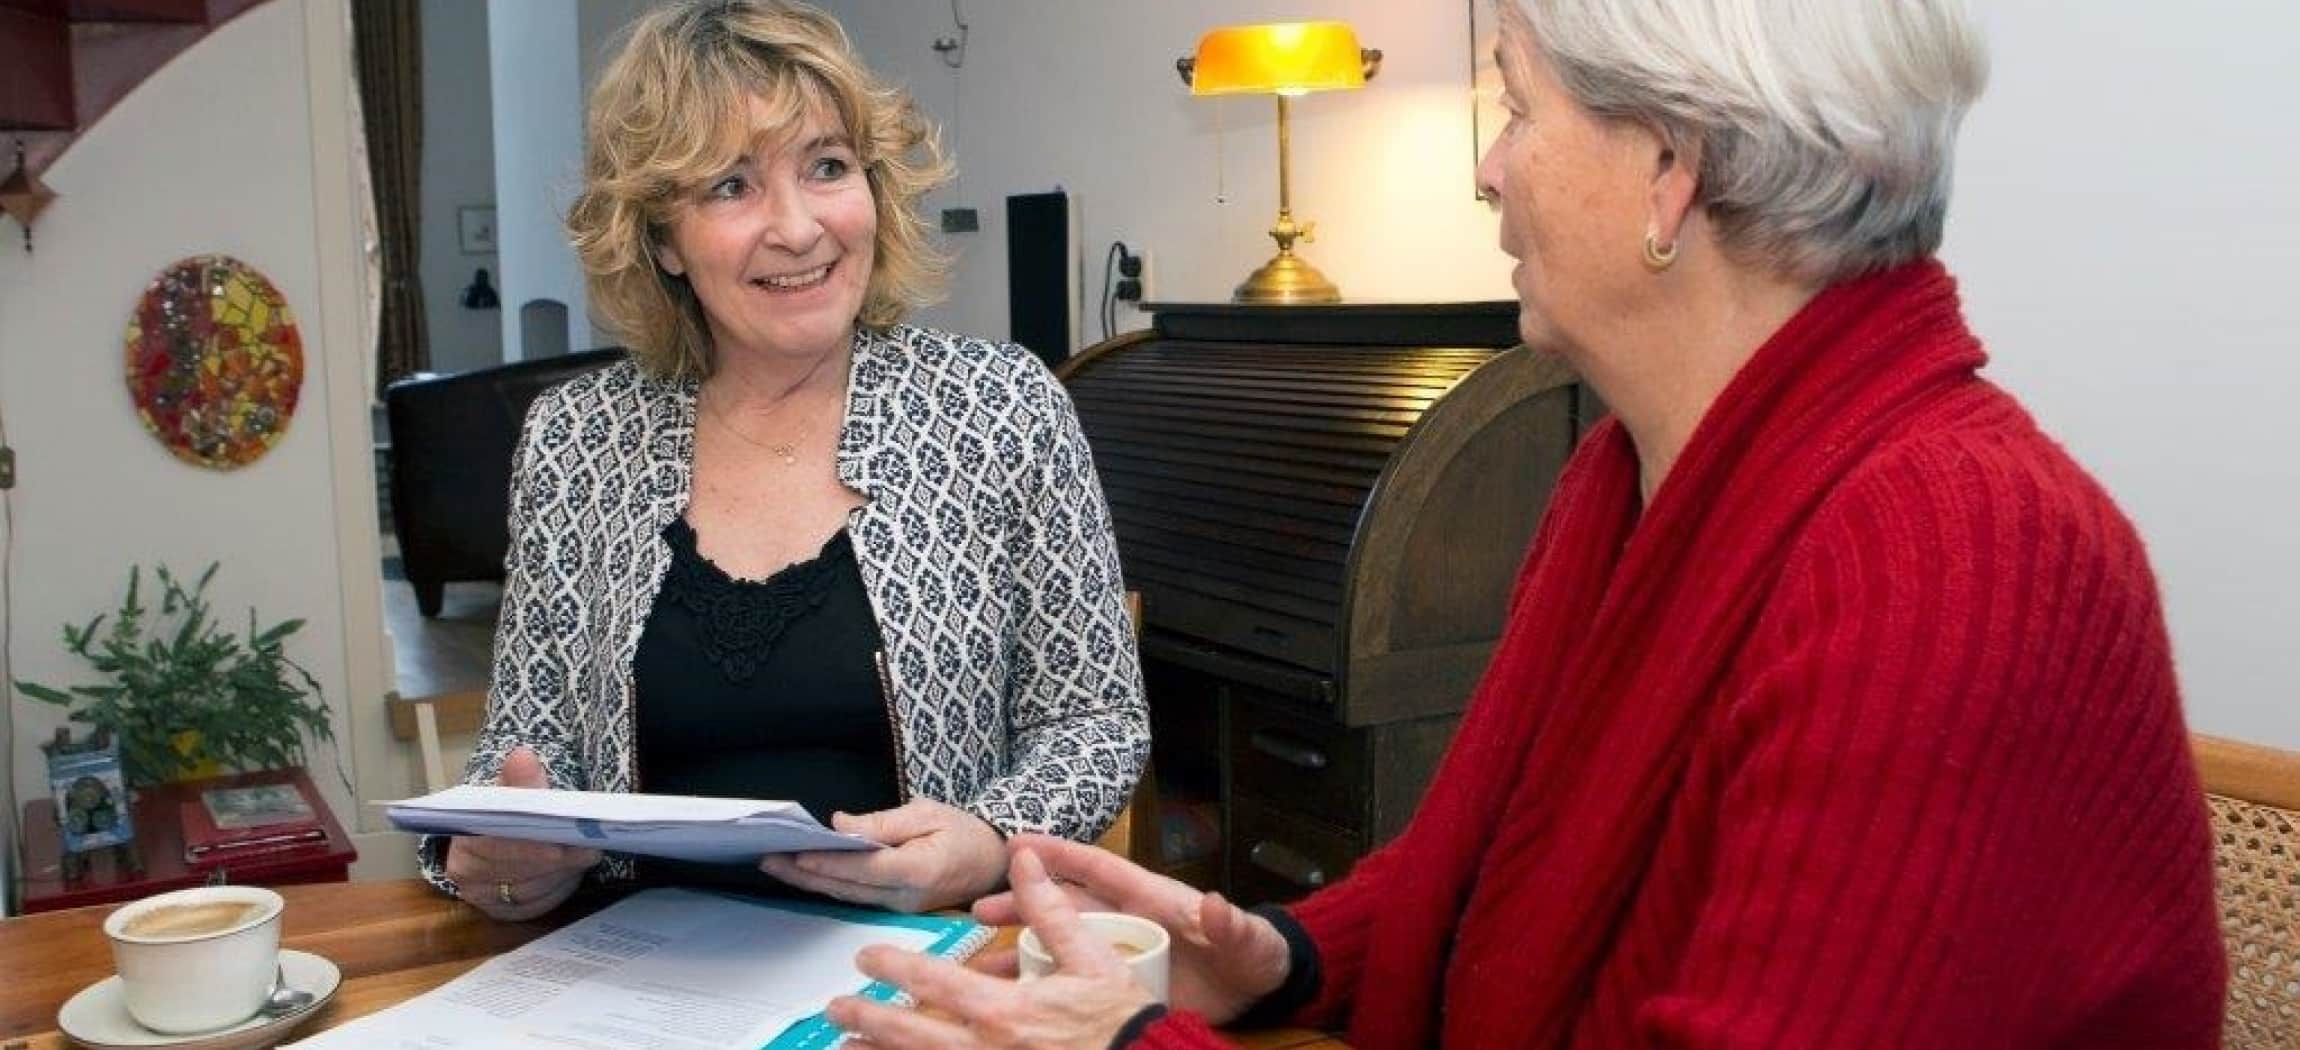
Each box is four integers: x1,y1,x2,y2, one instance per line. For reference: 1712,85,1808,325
0,879,1341,1049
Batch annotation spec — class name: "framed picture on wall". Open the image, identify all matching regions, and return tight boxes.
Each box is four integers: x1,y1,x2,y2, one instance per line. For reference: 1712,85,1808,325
457,205,497,254
1469,0,1505,199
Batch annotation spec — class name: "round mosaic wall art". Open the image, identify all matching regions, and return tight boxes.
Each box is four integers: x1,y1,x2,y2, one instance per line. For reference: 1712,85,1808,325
124,255,304,469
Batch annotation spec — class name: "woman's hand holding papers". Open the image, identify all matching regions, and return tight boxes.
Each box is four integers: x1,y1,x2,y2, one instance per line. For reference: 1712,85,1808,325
444,746,603,921
760,797,1006,912
827,848,1154,1049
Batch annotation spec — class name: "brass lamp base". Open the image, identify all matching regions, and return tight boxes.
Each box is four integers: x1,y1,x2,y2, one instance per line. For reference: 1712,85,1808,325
1233,250,1340,304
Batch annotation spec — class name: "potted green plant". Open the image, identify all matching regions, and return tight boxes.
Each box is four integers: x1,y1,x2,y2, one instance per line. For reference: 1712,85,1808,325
14,563,338,788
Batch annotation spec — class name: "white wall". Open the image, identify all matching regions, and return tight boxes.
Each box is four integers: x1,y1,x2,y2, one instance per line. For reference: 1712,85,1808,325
579,0,656,98
0,6,2265,914
816,2,2296,747
814,0,1513,348
1943,2,2300,748
576,0,662,350
419,0,502,375
487,0,591,361
551,0,1515,348
0,0,383,885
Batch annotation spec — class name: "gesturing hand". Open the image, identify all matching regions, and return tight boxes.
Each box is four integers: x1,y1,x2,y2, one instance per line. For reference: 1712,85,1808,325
759,797,1008,913
442,746,601,922
971,835,1291,1025
825,848,1154,1049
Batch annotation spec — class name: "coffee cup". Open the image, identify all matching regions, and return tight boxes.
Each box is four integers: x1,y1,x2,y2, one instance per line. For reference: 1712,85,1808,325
102,885,284,1034
1017,911,1171,1003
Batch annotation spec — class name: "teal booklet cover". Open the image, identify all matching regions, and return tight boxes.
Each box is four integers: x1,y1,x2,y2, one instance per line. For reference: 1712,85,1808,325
759,893,992,1049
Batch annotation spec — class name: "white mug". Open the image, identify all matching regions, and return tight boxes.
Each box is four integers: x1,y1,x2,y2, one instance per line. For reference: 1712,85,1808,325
103,885,284,1034
1017,910,1171,1004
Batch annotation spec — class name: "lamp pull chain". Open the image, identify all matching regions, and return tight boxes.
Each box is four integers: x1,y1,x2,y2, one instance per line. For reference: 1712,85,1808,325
1276,94,1293,219
1213,97,1228,205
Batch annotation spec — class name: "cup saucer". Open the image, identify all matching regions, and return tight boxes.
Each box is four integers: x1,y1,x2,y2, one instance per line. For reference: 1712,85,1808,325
57,948,341,1050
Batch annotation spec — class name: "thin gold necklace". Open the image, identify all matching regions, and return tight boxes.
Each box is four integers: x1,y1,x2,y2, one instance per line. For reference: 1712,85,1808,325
703,390,815,467
701,344,844,467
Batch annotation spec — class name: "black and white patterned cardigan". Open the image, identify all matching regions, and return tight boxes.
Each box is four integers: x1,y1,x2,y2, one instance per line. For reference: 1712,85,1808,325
418,324,1149,891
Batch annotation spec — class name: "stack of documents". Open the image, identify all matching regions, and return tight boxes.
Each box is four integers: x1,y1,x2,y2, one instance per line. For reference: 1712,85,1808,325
289,887,989,1049
385,785,879,863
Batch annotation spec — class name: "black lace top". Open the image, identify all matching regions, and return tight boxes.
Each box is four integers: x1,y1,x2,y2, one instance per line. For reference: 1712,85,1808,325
631,517,901,894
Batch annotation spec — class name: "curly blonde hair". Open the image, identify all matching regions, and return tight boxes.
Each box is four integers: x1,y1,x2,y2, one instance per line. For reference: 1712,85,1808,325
568,0,951,380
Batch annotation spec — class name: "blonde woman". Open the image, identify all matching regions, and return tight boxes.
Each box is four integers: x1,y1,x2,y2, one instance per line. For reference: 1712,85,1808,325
419,0,1147,919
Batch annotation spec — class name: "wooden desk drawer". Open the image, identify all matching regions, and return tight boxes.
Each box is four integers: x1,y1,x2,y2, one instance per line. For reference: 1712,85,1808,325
1228,696,1367,830
1227,794,1365,907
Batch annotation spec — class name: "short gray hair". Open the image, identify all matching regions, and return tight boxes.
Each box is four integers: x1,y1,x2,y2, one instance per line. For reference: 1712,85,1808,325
1512,0,1988,283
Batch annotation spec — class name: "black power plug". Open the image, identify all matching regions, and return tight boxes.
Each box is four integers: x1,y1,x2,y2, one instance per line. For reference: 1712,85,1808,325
1114,246,1145,302
1100,241,1153,341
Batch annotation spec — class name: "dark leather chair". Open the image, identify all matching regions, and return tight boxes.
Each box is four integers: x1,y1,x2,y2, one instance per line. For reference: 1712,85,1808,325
384,349,625,616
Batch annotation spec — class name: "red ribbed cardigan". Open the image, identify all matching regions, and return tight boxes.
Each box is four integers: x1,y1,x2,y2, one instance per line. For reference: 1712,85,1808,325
1138,261,2226,1049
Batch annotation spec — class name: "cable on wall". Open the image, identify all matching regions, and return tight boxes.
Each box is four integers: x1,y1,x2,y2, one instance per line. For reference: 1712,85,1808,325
932,0,969,69
0,399,20,914
932,0,971,216
1100,241,1128,343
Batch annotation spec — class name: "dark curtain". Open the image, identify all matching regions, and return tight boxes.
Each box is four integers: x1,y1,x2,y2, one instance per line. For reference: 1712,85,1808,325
352,0,428,387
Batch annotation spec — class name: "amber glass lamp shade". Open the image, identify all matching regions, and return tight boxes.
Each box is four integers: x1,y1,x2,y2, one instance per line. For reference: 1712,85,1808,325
1178,23,1380,304
1188,22,1368,97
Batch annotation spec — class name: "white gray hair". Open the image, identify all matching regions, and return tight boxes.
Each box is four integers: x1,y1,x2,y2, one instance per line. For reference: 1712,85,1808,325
1512,0,1988,283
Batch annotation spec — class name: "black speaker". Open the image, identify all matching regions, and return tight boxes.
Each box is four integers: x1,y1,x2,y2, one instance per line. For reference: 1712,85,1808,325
1006,190,1075,367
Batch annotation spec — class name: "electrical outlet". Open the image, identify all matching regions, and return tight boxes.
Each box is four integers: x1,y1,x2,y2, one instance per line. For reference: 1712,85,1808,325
0,446,14,490
1115,248,1152,305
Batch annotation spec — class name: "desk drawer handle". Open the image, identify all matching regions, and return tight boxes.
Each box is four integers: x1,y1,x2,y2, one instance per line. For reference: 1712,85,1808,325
1248,840,1327,889
1248,730,1328,770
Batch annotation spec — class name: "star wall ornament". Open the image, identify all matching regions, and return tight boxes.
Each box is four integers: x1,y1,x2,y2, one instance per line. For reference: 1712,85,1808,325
0,140,57,254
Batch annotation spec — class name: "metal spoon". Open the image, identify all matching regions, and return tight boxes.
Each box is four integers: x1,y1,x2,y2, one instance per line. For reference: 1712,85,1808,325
260,964,316,1017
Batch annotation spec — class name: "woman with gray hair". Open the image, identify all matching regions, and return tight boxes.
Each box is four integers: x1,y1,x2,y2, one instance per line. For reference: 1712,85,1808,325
831,1,2226,1046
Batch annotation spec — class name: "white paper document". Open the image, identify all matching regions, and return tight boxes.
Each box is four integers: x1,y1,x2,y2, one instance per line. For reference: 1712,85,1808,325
384,785,879,863
288,887,986,1049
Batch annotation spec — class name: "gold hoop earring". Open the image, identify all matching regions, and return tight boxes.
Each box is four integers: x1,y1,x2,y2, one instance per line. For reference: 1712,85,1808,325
1642,231,1679,272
